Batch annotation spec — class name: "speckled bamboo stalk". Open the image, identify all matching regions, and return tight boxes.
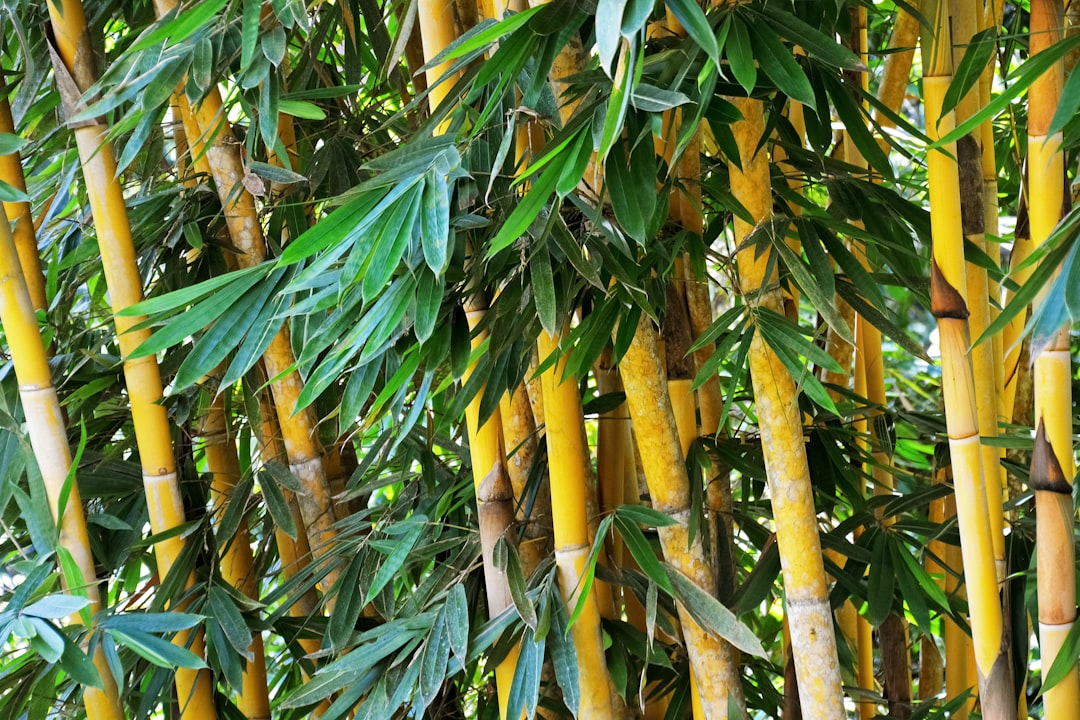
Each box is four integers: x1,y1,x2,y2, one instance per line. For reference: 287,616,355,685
729,90,845,718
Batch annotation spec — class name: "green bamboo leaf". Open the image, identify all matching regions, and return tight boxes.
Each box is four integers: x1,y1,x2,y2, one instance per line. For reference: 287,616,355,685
615,504,678,528
726,18,756,95
750,20,814,105
664,0,719,68
596,0,627,73
365,517,426,604
259,469,298,539
664,565,766,657
27,618,64,662
58,633,104,689
422,168,451,273
220,287,289,390
1053,60,1080,134
24,594,90,620
614,514,672,594
414,269,443,343
263,25,287,66
241,0,260,71
866,532,894,627
418,612,450,711
98,613,203,634
548,592,580,715
606,139,646,244
506,628,545,719
277,99,327,120
569,514,613,624
0,132,27,155
341,359,382,424
127,0,227,52
932,33,1080,148
766,219,852,343
1042,617,1080,694
208,586,252,658
757,6,864,69
120,265,266,318
444,584,470,664
172,269,286,390
0,178,28,203
488,158,563,256
247,160,306,185
531,244,557,335
110,629,207,669
217,475,254,547
888,541,931,631
428,7,542,63
941,28,997,119
495,537,537,630
328,554,366,651
598,42,637,160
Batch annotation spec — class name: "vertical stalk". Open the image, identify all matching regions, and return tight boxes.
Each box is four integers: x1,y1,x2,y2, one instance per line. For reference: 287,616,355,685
728,91,845,718
45,2,218,716
0,209,124,720
951,0,1007,586
176,82,342,594
1028,1,1080,716
0,85,47,312
537,331,618,720
921,1,1015,715
201,389,271,719
617,315,744,718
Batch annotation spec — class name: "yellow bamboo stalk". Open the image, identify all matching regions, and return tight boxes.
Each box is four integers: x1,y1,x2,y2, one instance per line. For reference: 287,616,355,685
728,91,845,718
950,0,1007,587
201,389,271,720
0,207,124,720
921,467,948,705
873,7,919,153
0,86,46,312
45,2,218,716
253,388,329,718
416,0,523,711
921,1,1014,715
1002,191,1034,425
618,312,747,718
979,0,1006,440
499,382,552,577
537,330,618,719
595,350,627,573
1028,2,1080,716
464,300,521,718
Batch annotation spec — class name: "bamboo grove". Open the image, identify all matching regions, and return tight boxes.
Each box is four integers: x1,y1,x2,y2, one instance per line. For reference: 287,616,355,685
2,0,1080,718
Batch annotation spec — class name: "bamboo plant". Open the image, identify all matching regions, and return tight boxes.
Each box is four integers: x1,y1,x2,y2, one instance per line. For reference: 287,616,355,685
921,0,1015,715
1028,1,1080,716
45,2,218,716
